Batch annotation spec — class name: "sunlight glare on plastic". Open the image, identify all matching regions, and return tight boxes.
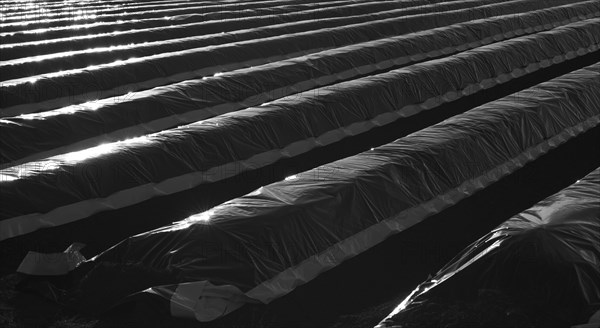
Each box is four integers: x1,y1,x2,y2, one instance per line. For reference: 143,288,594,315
186,209,216,223
0,174,18,182
0,160,61,180
56,136,155,165
58,143,117,163
285,175,298,181
17,100,103,120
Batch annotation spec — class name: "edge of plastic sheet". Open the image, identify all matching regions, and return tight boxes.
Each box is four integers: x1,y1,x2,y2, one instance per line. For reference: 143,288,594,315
572,309,600,328
374,169,600,328
17,243,86,276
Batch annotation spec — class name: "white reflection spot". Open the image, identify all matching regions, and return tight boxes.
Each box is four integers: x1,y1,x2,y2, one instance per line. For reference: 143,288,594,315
0,174,18,182
248,186,264,196
60,142,120,163
285,175,298,181
40,161,60,172
186,209,215,223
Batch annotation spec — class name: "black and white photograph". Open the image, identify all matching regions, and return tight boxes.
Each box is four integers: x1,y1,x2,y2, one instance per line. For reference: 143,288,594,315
0,0,599,327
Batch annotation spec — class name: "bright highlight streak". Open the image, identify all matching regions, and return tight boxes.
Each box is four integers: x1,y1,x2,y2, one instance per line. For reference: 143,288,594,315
285,175,298,181
186,209,216,223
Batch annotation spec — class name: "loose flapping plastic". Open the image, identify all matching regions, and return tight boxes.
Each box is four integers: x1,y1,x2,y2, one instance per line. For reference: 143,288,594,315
2,17,598,241
0,0,581,114
19,62,600,322
376,166,600,328
2,0,598,166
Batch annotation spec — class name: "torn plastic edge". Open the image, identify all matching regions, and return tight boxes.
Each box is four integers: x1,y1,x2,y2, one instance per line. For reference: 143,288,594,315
17,242,86,276
13,113,599,320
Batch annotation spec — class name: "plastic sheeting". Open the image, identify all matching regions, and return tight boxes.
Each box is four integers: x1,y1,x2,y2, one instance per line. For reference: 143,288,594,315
0,0,579,114
0,0,373,38
2,18,598,241
0,0,368,40
0,0,368,26
376,166,600,328
3,0,598,165
18,62,600,322
0,0,478,62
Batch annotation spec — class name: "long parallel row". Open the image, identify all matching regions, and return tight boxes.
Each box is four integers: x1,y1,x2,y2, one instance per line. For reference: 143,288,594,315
0,0,197,17
0,0,491,74
2,0,597,166
1,17,598,241
0,0,361,28
0,0,453,42
0,0,577,113
36,61,600,323
0,0,365,62
0,0,501,75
